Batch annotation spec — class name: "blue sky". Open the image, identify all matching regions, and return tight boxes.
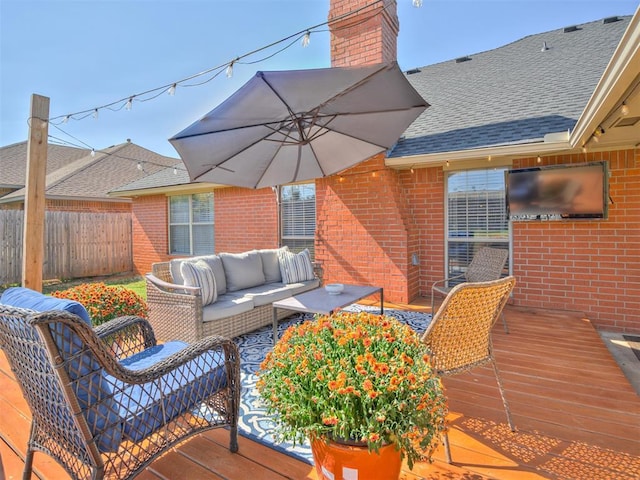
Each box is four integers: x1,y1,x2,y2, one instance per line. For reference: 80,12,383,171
1,0,638,158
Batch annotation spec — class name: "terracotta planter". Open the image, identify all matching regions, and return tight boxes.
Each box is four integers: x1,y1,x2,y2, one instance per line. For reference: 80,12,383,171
310,437,402,480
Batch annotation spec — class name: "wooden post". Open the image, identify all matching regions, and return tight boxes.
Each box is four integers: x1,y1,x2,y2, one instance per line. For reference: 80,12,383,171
22,94,50,292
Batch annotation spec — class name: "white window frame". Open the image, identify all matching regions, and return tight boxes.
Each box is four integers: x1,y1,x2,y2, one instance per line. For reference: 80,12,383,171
280,183,316,259
444,167,511,283
168,192,214,255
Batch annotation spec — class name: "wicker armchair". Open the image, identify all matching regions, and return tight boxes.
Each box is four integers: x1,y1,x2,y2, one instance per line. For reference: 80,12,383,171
422,276,516,463
0,305,239,480
432,246,510,332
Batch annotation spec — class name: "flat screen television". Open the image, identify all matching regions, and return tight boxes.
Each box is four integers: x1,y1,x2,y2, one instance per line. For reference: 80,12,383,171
505,161,608,220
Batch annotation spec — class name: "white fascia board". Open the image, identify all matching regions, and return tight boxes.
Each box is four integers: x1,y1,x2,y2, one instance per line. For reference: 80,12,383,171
385,135,571,169
570,9,640,148
108,183,223,198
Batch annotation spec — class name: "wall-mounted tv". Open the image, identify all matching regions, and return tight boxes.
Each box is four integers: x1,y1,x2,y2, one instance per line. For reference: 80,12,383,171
505,161,609,221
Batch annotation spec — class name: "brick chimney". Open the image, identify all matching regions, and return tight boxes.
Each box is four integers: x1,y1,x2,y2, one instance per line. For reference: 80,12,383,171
318,0,418,304
329,0,399,67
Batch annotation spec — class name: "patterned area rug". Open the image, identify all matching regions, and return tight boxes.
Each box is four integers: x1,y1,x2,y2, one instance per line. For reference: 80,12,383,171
233,305,432,464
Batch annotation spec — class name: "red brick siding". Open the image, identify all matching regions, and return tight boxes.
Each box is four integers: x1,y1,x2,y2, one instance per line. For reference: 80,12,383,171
329,0,398,67
398,150,639,332
132,195,169,275
214,187,278,253
46,199,130,213
315,155,418,303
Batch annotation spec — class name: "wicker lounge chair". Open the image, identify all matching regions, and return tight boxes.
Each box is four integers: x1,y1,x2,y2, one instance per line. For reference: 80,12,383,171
422,276,516,463
0,304,240,480
431,246,510,332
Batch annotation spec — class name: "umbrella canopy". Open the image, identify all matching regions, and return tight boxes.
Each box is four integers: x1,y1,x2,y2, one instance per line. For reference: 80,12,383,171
170,62,428,189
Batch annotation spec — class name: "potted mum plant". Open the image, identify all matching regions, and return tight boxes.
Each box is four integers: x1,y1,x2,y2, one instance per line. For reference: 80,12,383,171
257,311,447,479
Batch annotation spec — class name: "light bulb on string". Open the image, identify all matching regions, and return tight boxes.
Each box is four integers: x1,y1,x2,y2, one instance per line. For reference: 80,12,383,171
168,84,177,96
63,115,70,124
537,156,542,163
125,97,133,111
621,103,629,116
173,166,178,175
226,61,235,78
91,149,96,157
93,109,99,119
302,31,311,48
412,0,423,7
137,161,143,171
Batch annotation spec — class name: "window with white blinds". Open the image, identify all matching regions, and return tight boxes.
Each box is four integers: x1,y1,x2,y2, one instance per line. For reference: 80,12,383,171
445,168,510,280
168,193,214,255
281,183,315,259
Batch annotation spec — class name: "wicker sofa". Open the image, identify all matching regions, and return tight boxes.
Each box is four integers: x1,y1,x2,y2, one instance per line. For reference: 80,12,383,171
145,247,320,342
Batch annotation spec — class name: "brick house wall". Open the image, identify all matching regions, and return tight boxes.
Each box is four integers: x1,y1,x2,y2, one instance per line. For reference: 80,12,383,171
397,150,640,332
132,187,279,275
129,0,638,332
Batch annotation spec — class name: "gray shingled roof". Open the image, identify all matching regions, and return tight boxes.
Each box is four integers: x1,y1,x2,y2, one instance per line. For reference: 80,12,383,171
0,141,178,202
0,142,90,187
389,16,631,158
110,163,191,193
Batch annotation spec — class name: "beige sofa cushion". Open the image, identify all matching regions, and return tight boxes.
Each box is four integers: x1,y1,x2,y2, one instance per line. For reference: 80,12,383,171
259,246,288,283
170,255,227,295
219,251,266,292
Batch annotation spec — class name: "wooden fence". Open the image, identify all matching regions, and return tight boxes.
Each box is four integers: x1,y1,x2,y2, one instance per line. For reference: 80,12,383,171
0,210,133,285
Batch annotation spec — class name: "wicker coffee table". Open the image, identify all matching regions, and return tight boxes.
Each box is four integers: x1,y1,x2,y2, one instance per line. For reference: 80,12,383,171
272,284,383,344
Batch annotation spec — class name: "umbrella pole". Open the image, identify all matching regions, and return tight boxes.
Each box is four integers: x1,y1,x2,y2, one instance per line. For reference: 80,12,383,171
273,186,281,247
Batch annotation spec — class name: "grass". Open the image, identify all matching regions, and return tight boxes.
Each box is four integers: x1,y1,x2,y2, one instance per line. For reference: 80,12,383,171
2,274,147,300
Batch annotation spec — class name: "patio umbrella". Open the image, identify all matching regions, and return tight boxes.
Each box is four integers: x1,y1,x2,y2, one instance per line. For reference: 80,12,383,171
169,62,428,189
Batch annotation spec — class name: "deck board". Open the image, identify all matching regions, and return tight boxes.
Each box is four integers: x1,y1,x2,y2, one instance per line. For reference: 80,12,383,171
1,304,639,479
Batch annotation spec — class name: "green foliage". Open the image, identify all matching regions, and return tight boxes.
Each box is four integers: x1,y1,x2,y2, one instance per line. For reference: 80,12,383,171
257,312,448,469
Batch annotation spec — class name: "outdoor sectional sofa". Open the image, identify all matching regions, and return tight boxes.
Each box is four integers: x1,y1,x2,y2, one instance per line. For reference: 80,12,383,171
145,247,320,342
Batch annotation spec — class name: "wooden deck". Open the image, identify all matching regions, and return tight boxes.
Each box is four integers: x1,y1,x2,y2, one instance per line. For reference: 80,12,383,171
1,304,639,479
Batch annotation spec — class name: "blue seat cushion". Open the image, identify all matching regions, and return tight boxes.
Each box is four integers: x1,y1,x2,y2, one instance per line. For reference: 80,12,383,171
0,287,91,325
106,341,228,442
0,287,121,451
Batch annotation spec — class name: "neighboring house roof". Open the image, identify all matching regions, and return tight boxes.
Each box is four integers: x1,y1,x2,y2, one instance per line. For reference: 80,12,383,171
389,16,632,159
0,142,90,188
109,163,196,196
0,141,178,204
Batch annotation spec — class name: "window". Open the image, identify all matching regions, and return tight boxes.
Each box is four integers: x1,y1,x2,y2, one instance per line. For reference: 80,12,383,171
446,168,510,281
168,193,214,255
280,183,315,259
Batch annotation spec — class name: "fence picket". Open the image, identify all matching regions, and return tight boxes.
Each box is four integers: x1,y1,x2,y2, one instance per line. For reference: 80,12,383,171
0,210,132,285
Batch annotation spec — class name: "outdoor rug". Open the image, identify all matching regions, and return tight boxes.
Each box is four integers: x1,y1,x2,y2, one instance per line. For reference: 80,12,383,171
233,305,432,464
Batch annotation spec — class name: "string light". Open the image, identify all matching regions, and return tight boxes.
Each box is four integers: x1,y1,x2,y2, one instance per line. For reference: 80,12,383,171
173,166,178,175
302,31,311,47
46,0,416,126
226,60,236,78
410,167,415,174
137,161,143,171
91,148,96,157
537,156,542,163
125,97,133,111
620,102,629,116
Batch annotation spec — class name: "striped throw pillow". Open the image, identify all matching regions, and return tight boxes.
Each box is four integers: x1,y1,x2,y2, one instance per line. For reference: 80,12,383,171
278,249,315,284
180,260,217,305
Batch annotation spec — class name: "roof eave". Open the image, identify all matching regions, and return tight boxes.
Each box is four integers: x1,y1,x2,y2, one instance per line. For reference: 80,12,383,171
109,182,223,198
570,8,640,148
386,132,571,169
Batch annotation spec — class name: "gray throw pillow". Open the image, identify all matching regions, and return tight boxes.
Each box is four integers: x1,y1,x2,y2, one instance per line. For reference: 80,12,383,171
219,251,266,291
